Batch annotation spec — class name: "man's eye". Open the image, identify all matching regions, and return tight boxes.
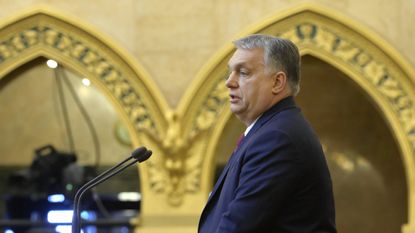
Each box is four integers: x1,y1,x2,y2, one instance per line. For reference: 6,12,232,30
240,71,249,76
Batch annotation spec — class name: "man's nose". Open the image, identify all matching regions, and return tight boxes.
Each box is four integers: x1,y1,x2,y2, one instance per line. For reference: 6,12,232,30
226,72,238,88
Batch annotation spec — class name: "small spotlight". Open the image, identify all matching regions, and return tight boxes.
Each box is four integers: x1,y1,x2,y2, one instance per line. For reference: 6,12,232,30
55,225,72,233
48,194,65,203
81,78,91,87
47,210,73,223
47,59,58,69
117,192,141,201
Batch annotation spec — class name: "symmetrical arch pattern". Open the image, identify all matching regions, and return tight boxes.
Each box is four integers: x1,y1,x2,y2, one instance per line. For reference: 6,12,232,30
185,4,415,232
0,4,414,233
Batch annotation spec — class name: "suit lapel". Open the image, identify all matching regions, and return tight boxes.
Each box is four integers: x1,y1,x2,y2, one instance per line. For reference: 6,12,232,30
202,96,297,212
206,148,239,203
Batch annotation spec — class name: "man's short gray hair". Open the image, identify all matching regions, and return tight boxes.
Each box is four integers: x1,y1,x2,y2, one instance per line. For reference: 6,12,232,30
233,34,301,95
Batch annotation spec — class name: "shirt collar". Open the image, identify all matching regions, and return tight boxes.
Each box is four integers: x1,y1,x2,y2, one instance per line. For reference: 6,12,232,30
244,116,261,136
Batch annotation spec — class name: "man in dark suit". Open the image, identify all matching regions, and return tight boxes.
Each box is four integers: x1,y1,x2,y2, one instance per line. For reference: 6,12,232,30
198,34,336,233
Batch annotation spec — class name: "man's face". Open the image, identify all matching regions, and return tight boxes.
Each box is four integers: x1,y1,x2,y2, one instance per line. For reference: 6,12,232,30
226,48,277,125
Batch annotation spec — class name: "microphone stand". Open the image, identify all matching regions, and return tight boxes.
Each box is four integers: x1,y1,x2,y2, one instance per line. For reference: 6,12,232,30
72,147,152,233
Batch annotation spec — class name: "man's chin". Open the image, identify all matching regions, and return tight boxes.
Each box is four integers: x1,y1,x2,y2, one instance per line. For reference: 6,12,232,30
230,106,243,114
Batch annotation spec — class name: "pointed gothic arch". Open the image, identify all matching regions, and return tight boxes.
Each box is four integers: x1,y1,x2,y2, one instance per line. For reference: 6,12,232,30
0,7,170,140
2,4,415,233
180,3,415,232
0,7,171,229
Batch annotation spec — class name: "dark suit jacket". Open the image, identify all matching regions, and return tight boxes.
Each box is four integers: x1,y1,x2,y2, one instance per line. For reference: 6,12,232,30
198,96,336,233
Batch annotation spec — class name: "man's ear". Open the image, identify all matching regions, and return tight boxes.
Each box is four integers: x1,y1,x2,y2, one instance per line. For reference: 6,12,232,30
272,71,287,94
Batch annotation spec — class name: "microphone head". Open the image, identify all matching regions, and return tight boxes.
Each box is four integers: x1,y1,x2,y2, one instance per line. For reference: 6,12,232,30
131,147,152,162
138,150,152,162
132,147,147,159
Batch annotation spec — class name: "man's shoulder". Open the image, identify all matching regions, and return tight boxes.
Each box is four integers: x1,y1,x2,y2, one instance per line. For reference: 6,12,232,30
267,106,304,128
259,107,317,141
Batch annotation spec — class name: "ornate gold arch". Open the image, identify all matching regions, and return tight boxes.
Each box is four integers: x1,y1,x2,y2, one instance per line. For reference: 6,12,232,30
178,3,415,233
2,3,415,233
0,6,174,230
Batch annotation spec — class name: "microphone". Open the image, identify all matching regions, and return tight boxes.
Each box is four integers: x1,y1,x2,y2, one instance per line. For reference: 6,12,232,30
72,147,152,233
